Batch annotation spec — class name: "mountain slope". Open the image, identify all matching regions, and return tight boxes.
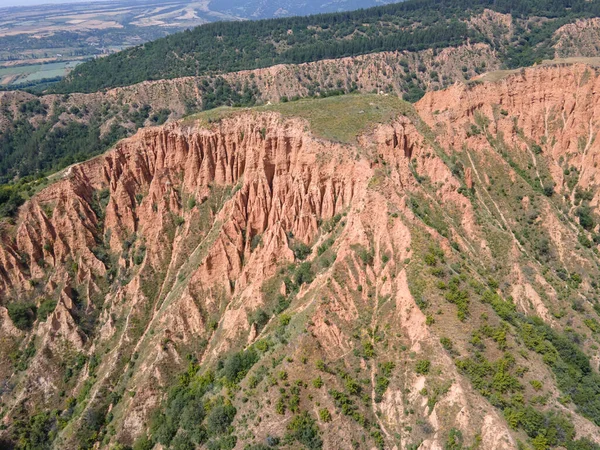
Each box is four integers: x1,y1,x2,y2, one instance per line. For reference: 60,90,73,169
2,63,600,449
6,3,600,205
0,43,497,189
51,0,600,94
0,0,401,87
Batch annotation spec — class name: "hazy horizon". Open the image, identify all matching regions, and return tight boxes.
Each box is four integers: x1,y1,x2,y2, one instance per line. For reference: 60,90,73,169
0,0,102,7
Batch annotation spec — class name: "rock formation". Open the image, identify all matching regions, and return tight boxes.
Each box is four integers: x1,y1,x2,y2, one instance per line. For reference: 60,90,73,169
1,63,600,450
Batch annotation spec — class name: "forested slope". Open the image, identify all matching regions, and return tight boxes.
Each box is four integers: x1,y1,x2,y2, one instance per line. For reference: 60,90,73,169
53,0,600,93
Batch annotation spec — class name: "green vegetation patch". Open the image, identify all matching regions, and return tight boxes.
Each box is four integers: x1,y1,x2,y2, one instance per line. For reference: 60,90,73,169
188,94,413,144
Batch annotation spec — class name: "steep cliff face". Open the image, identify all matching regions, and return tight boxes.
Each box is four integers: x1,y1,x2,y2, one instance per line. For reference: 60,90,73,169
2,65,600,450
417,63,600,276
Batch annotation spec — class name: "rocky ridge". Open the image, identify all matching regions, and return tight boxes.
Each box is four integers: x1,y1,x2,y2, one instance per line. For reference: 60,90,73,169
0,42,498,133
1,63,600,449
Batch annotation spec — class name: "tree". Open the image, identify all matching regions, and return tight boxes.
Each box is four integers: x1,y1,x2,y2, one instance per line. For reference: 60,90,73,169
7,303,36,330
577,206,594,231
206,404,236,435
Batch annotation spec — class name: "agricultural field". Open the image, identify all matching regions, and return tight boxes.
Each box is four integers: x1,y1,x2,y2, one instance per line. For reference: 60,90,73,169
0,0,239,88
0,60,81,86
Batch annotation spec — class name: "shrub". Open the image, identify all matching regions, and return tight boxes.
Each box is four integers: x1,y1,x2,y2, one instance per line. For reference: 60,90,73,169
362,341,375,358
440,337,453,351
294,262,314,286
321,214,342,233
355,245,374,266
584,318,600,333
329,389,359,419
529,380,543,391
317,238,334,256
7,302,36,330
445,428,463,450
286,412,322,450
206,404,236,435
274,294,290,314
375,376,390,400
543,184,554,197
579,233,592,248
221,348,259,383
481,290,516,321
344,377,361,395
134,245,147,265
171,432,195,450
76,405,108,448
289,394,300,413
180,399,206,432
10,411,54,450
318,408,332,422
133,434,154,450
248,308,270,332
250,234,262,251
415,360,431,375
371,429,385,449
0,184,25,218
37,299,57,321
577,206,594,231
424,253,437,266
275,397,286,415
380,361,395,377
445,277,469,321
279,314,291,326
152,415,178,447
266,436,280,446
292,242,311,260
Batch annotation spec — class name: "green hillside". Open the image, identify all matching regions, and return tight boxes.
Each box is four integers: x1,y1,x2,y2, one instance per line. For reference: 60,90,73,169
52,0,600,93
